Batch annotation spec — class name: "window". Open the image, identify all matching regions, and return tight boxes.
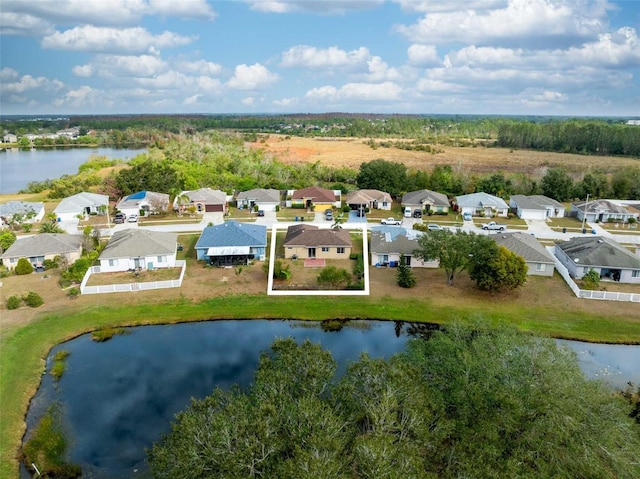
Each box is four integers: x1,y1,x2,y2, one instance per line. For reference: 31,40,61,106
108,259,116,267
157,255,166,263
322,247,329,252
633,270,640,278
536,263,546,272
337,247,345,254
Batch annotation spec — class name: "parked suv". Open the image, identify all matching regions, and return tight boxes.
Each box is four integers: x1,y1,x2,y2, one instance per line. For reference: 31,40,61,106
413,209,422,218
128,213,139,223
114,213,126,224
325,208,333,221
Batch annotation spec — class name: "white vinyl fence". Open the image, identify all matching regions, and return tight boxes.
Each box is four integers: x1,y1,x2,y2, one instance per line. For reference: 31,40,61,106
546,246,640,303
80,260,186,295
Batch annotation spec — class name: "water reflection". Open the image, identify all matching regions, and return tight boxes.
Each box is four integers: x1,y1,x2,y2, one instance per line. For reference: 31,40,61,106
22,320,640,478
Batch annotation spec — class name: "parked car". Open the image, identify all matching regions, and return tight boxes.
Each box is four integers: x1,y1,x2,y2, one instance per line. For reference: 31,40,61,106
381,217,402,225
404,207,412,217
325,209,333,221
482,221,507,231
128,213,139,223
413,209,422,218
257,210,265,217
462,212,473,221
114,213,126,224
427,224,444,231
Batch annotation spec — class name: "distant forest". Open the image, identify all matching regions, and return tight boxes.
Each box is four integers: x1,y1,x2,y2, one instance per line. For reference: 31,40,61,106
2,114,640,157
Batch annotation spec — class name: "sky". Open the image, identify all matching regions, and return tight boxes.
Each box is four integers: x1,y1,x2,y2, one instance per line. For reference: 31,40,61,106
1,0,639,117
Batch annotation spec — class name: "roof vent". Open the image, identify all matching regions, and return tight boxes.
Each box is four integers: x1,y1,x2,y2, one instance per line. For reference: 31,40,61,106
597,239,604,243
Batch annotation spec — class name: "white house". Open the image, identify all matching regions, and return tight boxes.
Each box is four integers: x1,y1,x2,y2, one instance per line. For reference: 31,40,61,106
570,199,639,224
509,195,565,220
98,229,178,272
455,192,509,218
402,189,449,214
0,234,83,270
0,201,45,226
346,189,393,211
54,192,109,222
369,225,438,268
236,188,281,212
116,191,170,217
492,232,556,276
3,133,17,143
554,236,640,283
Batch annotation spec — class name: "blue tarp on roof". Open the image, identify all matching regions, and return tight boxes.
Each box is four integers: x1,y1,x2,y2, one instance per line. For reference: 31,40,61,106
127,191,146,200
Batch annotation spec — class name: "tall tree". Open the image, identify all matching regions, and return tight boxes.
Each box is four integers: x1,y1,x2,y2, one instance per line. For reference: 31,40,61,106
541,168,574,201
468,245,528,292
356,159,407,197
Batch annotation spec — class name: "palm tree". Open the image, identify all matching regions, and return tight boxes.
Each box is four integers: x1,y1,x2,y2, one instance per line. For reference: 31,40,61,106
169,188,190,216
39,222,65,234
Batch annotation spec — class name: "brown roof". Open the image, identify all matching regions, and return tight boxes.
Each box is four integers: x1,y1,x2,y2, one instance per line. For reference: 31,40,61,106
284,225,351,247
291,186,337,203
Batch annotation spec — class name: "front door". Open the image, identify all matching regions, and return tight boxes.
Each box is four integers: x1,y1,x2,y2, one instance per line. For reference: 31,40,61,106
308,248,316,258
134,258,141,269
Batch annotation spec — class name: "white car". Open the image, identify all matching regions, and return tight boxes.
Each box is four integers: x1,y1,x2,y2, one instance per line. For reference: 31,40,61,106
427,224,444,231
128,214,139,223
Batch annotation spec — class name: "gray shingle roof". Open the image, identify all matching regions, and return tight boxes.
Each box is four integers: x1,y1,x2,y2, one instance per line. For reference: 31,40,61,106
0,201,44,217
492,232,555,264
555,236,640,269
183,188,227,204
572,199,634,215
100,230,178,259
116,191,169,210
402,189,449,207
510,195,564,210
54,192,109,214
195,220,267,249
346,189,392,205
456,192,509,209
0,233,83,259
236,188,281,203
370,227,423,255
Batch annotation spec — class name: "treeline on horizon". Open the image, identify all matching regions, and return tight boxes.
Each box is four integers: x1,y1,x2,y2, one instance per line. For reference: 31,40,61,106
2,114,639,157
19,132,640,202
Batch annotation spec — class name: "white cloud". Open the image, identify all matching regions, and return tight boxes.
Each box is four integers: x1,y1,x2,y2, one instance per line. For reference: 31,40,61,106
394,0,610,47
226,64,279,90
273,97,299,107
134,71,192,89
0,68,20,82
183,94,203,105
0,12,54,36
42,26,196,53
1,0,216,31
53,85,108,109
567,27,640,68
281,45,370,68
241,96,256,106
407,44,440,66
305,81,402,102
1,74,64,95
393,0,508,14
416,78,466,93
177,60,224,76
73,55,168,78
247,1,383,14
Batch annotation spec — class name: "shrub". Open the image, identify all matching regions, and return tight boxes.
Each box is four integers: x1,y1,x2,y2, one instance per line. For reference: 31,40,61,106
22,224,33,233
582,269,601,290
15,258,34,275
24,291,44,308
317,266,351,289
44,257,60,270
629,217,637,224
349,253,359,260
7,295,21,310
67,287,80,298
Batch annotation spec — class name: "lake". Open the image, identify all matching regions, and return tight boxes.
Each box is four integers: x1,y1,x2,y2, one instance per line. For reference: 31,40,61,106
21,320,640,478
0,147,144,194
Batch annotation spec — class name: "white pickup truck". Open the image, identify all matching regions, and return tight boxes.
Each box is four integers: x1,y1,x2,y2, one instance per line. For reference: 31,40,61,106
482,221,507,231
381,217,402,225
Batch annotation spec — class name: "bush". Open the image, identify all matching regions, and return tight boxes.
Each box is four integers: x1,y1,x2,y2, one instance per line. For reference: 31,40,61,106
628,217,637,224
44,257,60,270
582,269,601,290
24,291,44,308
15,258,34,275
67,287,80,298
7,295,21,310
349,253,359,260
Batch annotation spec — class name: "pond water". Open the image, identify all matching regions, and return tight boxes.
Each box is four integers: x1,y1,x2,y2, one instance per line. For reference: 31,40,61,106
21,320,640,478
0,147,144,194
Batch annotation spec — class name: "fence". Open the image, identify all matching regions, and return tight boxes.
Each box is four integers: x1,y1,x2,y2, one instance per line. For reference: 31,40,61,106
80,260,186,295
546,246,640,303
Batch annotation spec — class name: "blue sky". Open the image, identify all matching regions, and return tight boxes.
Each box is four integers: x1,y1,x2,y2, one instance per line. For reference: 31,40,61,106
1,0,639,116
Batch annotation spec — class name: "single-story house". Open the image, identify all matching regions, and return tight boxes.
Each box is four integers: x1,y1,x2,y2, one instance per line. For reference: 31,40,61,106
570,199,639,223
289,186,341,209
177,188,228,213
370,225,438,268
455,192,509,218
554,236,640,283
0,201,45,226
236,188,281,212
402,189,449,214
53,192,109,222
345,189,393,212
195,220,267,266
3,133,17,143
509,195,565,220
98,229,178,272
283,224,351,259
0,233,83,270
116,191,170,217
491,232,555,276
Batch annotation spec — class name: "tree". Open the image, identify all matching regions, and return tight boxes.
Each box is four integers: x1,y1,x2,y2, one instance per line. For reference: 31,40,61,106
15,258,34,275
582,268,601,290
317,266,351,289
541,168,574,201
396,255,416,288
148,327,640,479
413,229,482,285
356,159,407,197
0,230,17,253
39,222,65,234
468,245,528,292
